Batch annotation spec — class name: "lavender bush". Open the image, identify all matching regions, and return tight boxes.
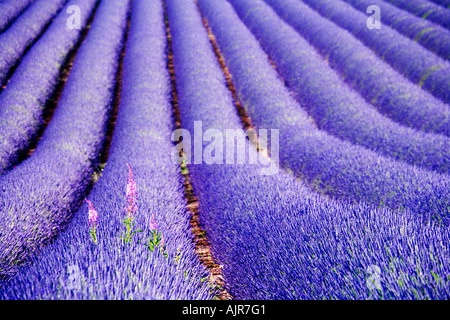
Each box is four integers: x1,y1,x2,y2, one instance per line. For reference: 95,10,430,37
0,0,98,175
0,0,448,301
0,0,34,33
301,0,450,104
0,0,67,86
264,0,450,138
428,0,450,8
383,0,450,29
341,0,450,60
166,0,450,299
0,0,212,299
227,0,450,175
201,0,449,222
0,0,128,279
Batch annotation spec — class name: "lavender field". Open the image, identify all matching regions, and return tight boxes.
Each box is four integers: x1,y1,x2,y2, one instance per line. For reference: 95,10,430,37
0,0,449,301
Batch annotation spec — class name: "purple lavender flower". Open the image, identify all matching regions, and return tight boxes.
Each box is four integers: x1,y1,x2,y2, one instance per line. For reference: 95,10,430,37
122,164,142,243
85,198,98,244
149,214,158,231
125,163,138,219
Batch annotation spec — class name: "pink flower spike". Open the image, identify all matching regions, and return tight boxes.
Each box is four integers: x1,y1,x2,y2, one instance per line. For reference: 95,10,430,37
85,198,98,226
149,214,158,230
125,164,138,218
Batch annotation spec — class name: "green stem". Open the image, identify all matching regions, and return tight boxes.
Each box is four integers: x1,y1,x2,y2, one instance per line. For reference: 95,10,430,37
122,216,143,243
90,225,97,244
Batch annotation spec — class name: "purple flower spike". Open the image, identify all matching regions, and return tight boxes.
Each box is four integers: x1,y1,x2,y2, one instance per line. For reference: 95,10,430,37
125,163,138,219
85,198,99,244
149,214,158,230
85,198,98,227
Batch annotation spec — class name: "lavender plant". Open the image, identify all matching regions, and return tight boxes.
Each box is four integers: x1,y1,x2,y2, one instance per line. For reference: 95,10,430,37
166,0,450,299
227,0,450,175
0,0,34,33
0,0,67,86
121,164,143,244
428,0,450,8
145,215,167,257
0,0,448,301
301,0,450,104
85,199,98,244
0,0,211,299
383,0,450,29
340,0,450,60
0,0,128,278
263,0,450,137
0,0,99,175
200,0,449,222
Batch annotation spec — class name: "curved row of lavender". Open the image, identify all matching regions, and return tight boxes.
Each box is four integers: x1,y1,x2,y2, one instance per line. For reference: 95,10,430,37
0,0,98,176
264,0,449,138
168,0,450,299
0,0,67,86
0,0,212,299
0,0,34,33
227,0,449,175
341,0,450,60
301,0,450,104
429,0,450,8
206,0,449,223
383,0,450,29
0,0,128,279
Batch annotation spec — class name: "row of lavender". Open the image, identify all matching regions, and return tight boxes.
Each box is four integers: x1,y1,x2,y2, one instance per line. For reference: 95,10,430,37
221,0,449,223
0,0,34,33
0,0,127,279
384,0,450,28
301,0,450,104
228,0,450,176
428,0,450,9
431,0,450,9
0,0,67,87
0,0,97,175
0,0,211,299
233,1,450,173
0,0,448,300
164,0,449,299
341,0,450,60
263,0,450,138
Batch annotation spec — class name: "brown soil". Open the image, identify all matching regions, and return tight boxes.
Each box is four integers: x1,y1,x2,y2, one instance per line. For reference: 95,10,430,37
197,6,272,158
163,0,233,300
